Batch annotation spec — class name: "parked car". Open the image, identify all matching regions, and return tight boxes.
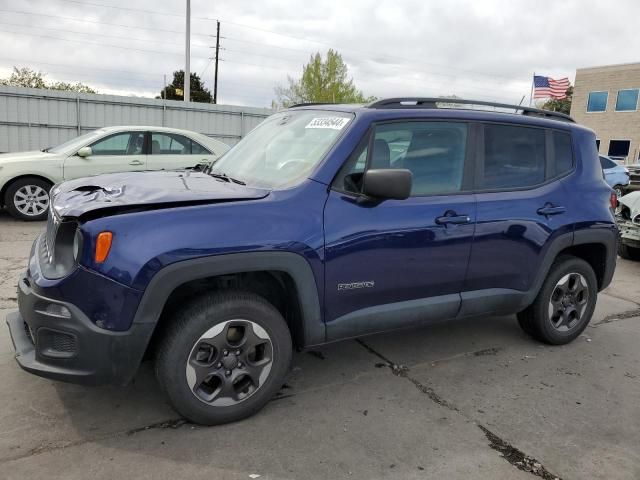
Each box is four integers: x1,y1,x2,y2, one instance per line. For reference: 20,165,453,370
6,98,617,425
599,155,630,197
626,163,640,192
0,126,229,221
616,190,640,260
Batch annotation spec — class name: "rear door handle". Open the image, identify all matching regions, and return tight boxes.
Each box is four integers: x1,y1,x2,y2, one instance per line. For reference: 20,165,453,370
129,160,144,166
435,210,471,226
537,204,566,216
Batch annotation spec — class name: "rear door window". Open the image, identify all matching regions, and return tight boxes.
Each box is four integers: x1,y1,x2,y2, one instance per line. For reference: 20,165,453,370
481,124,545,189
150,132,209,155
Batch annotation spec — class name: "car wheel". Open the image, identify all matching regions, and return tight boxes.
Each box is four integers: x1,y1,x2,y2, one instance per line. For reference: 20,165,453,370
517,255,597,345
613,185,625,198
618,242,640,261
155,290,292,425
4,177,51,221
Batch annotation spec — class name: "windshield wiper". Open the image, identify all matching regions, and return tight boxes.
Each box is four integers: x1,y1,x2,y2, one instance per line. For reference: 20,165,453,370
207,171,246,186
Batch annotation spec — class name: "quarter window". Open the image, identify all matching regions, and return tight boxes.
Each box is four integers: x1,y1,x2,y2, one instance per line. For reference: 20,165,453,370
615,89,639,111
482,124,545,189
89,132,144,156
335,122,468,196
150,132,210,155
587,91,608,112
553,131,573,176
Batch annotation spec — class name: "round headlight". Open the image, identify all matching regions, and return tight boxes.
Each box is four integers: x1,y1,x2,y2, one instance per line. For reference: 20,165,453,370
73,229,82,262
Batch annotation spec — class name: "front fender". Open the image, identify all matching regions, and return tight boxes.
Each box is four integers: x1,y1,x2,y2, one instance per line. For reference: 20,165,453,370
131,251,325,347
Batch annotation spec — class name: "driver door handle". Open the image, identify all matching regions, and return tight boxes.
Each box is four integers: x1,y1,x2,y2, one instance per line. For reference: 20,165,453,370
435,210,471,226
129,160,144,166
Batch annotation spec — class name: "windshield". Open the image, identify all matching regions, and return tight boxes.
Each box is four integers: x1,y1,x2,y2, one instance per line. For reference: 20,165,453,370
210,110,353,189
47,129,107,154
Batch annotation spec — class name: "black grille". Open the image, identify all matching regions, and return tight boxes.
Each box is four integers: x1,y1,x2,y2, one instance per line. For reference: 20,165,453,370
37,328,77,358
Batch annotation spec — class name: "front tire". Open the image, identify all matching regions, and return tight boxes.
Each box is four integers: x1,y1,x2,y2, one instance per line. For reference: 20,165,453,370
4,177,51,221
517,255,597,345
155,291,292,425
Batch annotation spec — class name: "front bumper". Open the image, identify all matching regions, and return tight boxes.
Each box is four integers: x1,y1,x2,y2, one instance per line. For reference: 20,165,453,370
617,218,640,248
6,272,153,386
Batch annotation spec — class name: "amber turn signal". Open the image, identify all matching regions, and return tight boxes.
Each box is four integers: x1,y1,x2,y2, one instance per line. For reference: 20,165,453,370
95,231,113,263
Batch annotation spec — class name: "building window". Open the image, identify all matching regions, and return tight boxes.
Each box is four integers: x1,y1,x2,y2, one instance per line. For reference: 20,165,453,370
587,91,608,112
615,89,639,111
608,140,630,160
596,139,600,151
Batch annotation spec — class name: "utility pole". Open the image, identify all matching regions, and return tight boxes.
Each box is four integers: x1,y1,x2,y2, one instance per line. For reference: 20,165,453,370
213,20,220,104
184,0,191,102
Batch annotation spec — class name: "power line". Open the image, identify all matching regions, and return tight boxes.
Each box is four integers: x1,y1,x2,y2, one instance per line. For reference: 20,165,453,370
0,29,210,58
0,8,210,37
0,56,166,77
43,0,530,85
0,20,210,49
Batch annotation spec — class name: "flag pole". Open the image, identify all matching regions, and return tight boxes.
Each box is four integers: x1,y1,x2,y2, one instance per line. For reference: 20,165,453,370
529,72,535,106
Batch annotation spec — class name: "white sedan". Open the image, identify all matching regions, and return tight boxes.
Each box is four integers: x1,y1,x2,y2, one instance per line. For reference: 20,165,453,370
0,126,230,220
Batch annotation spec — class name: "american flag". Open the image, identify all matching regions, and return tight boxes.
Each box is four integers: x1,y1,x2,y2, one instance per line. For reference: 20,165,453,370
533,75,571,99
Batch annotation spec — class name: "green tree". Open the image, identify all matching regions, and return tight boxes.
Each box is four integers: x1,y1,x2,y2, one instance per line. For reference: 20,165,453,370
541,86,573,114
160,70,212,103
273,49,375,108
0,67,97,93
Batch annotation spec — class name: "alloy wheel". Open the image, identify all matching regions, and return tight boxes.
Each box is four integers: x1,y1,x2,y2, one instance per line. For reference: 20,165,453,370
185,319,273,406
13,185,49,217
547,273,589,331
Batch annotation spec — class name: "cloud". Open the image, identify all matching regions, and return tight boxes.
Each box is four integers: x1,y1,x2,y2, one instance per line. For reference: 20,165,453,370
0,0,637,107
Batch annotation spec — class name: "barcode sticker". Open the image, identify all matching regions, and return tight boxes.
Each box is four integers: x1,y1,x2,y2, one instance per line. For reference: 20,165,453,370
305,117,350,130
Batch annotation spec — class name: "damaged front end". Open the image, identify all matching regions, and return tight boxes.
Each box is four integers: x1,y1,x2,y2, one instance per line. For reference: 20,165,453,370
50,169,271,220
616,191,640,250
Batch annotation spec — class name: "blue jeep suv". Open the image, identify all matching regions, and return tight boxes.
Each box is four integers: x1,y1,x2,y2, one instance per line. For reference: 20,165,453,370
6,98,617,425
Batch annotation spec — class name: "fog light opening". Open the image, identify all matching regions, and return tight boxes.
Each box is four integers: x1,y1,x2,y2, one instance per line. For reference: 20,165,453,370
36,303,72,319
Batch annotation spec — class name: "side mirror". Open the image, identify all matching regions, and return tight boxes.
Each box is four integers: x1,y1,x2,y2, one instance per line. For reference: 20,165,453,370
77,146,92,158
362,169,412,200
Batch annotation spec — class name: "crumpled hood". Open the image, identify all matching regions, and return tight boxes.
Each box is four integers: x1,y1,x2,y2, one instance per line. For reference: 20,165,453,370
619,191,640,219
51,170,270,218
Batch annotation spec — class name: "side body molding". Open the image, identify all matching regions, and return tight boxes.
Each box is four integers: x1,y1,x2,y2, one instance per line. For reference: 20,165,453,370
131,251,325,346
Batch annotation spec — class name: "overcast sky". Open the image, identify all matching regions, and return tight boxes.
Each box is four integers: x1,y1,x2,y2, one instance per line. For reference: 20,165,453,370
0,0,638,108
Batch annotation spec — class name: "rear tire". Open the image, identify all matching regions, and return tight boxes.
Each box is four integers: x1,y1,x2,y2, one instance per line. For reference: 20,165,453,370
155,290,292,425
618,242,640,261
4,177,51,221
517,255,597,345
613,185,625,198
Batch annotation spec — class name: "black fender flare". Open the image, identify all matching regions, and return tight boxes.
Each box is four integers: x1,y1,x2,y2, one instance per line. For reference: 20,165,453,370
132,251,325,346
522,226,617,307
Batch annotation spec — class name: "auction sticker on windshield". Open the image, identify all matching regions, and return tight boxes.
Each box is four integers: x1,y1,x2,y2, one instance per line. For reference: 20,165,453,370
305,117,350,130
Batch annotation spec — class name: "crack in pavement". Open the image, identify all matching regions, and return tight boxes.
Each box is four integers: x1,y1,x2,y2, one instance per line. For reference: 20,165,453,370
601,291,640,307
0,417,192,464
355,339,563,480
592,308,640,327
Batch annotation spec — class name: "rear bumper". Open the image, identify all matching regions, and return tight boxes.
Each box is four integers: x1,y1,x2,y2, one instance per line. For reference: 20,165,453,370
6,272,153,386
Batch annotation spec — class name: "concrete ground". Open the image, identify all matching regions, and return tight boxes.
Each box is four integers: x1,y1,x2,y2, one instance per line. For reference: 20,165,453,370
0,212,639,480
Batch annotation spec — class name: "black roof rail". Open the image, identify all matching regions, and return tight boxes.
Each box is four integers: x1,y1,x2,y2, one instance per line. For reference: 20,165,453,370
367,97,575,123
288,102,336,108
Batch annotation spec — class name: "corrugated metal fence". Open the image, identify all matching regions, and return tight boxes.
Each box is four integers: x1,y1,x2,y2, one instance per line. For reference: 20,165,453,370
0,86,273,153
